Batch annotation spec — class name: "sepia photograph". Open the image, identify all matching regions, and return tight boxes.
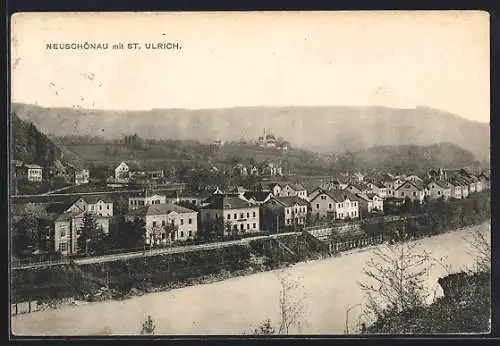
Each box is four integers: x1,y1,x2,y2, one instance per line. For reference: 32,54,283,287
9,11,491,336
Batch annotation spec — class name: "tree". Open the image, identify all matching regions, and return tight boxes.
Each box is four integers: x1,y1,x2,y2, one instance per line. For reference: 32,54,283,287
140,315,155,335
77,213,106,255
358,230,434,328
13,203,45,255
465,223,491,273
253,271,307,335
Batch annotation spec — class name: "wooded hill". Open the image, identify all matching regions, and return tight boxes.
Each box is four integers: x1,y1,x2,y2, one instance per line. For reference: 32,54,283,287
13,103,490,162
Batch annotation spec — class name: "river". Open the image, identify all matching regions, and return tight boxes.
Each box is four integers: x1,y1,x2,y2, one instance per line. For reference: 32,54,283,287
12,223,490,336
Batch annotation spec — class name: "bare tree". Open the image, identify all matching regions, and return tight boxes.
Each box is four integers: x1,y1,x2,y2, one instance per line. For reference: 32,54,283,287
358,232,434,324
465,223,491,273
253,271,307,335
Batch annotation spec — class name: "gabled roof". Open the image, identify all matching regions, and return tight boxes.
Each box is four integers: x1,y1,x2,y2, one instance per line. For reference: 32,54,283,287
78,196,114,204
243,191,273,202
129,191,166,198
268,196,309,207
25,164,42,169
204,195,257,210
310,188,357,203
396,180,426,191
428,180,451,189
117,161,142,171
290,183,306,191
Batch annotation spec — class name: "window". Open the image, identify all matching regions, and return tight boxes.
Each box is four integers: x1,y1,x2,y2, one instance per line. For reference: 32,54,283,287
328,203,332,209
162,233,166,239
171,220,175,226
316,204,320,209
99,205,102,211
227,214,231,220
60,242,68,252
253,223,256,229
438,191,441,195
180,231,184,237
192,200,196,204
162,220,166,226
413,191,417,197
153,221,157,227
107,205,110,209
189,218,192,224
247,224,250,230
181,219,184,225
234,213,237,219
287,209,290,214
253,212,256,217
60,228,66,237
130,201,133,205
247,212,250,218
240,224,244,230
287,219,291,224
240,213,244,219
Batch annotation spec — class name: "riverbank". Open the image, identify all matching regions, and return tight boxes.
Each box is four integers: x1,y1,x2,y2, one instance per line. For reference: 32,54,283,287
365,270,491,334
12,225,487,335
12,221,490,318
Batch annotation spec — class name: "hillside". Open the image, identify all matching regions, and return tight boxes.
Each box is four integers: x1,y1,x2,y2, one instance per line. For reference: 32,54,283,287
12,103,490,162
332,143,479,175
11,112,62,166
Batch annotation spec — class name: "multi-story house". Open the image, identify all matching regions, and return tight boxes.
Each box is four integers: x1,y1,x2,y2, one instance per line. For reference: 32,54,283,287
199,195,260,236
126,203,198,244
278,183,308,200
354,193,384,217
26,164,43,182
309,189,359,221
427,180,452,200
345,182,370,195
114,161,130,180
74,169,90,185
367,182,387,199
129,190,167,210
395,181,427,202
449,178,469,199
40,197,114,256
261,196,308,231
260,162,283,176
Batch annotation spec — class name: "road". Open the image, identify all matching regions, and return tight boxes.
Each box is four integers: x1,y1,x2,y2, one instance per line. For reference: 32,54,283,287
11,185,188,199
12,231,301,269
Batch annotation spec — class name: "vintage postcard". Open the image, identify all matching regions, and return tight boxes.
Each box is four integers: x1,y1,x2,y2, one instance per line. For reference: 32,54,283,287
9,11,490,336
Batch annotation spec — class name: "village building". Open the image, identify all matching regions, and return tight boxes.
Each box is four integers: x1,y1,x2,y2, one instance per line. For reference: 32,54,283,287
126,203,198,244
395,180,427,202
25,164,43,182
354,193,384,217
345,182,370,195
241,191,274,205
35,197,114,256
147,170,164,180
129,190,167,210
405,174,424,183
309,189,359,221
448,178,470,199
200,195,260,236
278,183,308,200
261,196,309,231
427,180,452,200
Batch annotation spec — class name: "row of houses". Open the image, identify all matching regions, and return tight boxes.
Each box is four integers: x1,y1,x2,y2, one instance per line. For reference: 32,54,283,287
14,166,490,257
12,160,90,185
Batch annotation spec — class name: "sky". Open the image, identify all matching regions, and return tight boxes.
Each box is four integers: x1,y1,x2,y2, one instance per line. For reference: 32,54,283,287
11,11,490,123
